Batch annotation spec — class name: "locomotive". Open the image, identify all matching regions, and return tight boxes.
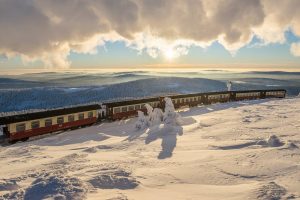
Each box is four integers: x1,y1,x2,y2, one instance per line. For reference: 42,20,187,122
0,89,286,143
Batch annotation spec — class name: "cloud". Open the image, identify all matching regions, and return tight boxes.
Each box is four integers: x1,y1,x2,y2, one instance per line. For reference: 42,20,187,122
0,0,299,68
290,42,300,57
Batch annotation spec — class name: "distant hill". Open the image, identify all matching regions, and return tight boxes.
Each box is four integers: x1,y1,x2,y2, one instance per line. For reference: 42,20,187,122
0,75,299,113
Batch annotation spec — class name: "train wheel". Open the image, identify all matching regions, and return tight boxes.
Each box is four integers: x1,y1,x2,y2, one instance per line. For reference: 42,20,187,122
21,137,29,142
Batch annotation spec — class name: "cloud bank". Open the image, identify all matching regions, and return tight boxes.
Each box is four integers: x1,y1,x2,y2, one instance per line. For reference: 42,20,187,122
0,0,300,68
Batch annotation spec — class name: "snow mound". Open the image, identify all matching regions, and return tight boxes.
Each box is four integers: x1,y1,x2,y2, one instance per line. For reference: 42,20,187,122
0,189,25,200
267,135,284,147
24,174,88,200
89,169,139,190
256,135,285,148
1,173,88,200
0,180,19,191
255,182,287,200
284,142,299,150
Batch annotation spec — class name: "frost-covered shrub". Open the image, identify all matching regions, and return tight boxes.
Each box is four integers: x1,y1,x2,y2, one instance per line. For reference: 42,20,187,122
152,108,164,125
135,97,182,130
135,111,149,130
163,97,182,126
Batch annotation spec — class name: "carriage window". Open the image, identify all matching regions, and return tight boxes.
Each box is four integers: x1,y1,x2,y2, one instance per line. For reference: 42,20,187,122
45,119,52,127
31,121,40,129
88,112,93,118
141,104,146,109
121,107,128,112
134,105,141,110
68,115,75,122
128,105,134,111
114,108,121,114
16,123,26,132
57,117,64,125
194,97,197,101
78,113,84,120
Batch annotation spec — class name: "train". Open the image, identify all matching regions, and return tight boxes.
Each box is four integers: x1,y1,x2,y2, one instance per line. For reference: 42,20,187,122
0,89,286,143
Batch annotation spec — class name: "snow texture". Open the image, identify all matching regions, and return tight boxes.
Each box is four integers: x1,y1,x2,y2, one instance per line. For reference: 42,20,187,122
1,97,300,200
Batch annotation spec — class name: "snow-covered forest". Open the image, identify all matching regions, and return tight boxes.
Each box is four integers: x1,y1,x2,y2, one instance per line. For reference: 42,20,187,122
1,70,300,113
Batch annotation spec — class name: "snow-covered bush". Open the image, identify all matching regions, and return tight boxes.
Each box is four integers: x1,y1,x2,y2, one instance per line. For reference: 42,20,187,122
135,97,182,130
145,104,164,126
135,111,149,130
163,97,182,126
152,108,164,125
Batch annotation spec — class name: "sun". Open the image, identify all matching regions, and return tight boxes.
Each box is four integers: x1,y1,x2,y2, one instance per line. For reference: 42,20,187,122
164,48,176,60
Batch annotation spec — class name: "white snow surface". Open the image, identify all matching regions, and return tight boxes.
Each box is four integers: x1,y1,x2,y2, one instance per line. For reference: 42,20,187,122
1,97,300,200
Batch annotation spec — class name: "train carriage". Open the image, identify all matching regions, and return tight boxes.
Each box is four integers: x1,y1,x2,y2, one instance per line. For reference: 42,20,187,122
105,97,161,120
206,92,231,104
0,89,287,143
167,93,204,108
265,90,286,98
235,91,261,101
0,104,101,142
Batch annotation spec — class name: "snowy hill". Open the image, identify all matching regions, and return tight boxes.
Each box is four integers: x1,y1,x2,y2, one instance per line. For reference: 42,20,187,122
0,76,295,113
0,97,300,199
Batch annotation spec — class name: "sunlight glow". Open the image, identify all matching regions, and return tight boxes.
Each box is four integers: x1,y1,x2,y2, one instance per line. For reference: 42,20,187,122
164,48,176,60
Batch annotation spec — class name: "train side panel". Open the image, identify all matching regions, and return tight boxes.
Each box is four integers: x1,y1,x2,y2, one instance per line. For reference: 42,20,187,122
8,110,98,141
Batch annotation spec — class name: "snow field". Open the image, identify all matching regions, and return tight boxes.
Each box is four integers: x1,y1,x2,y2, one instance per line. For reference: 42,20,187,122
0,97,300,199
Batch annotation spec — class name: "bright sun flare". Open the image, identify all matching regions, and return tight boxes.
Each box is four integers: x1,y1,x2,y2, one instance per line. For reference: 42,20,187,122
164,48,176,60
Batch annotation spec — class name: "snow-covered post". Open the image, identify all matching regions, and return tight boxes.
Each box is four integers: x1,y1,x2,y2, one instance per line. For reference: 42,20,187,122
227,81,232,91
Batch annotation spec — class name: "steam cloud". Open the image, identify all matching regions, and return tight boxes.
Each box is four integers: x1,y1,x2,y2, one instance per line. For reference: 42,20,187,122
0,0,299,68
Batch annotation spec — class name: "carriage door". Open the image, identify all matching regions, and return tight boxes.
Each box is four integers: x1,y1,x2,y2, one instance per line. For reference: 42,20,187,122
2,126,8,137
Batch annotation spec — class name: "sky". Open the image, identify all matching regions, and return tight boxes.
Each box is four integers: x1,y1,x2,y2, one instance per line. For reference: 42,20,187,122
1,0,300,73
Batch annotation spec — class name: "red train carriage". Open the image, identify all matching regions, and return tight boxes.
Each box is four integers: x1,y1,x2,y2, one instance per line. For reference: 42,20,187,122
166,93,204,108
0,89,287,142
104,89,287,121
0,104,101,142
105,97,161,120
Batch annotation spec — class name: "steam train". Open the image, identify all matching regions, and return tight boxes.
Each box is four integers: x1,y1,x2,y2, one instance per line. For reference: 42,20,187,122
0,89,286,143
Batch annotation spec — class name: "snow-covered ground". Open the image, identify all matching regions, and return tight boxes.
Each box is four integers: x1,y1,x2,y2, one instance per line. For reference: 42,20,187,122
1,97,300,200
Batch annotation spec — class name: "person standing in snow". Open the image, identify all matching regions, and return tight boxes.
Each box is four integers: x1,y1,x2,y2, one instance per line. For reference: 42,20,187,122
227,81,232,91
